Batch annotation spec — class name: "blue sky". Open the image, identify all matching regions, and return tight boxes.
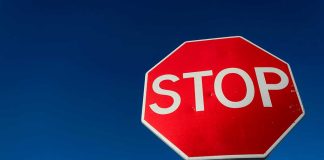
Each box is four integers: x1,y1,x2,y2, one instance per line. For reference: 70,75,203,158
0,0,322,159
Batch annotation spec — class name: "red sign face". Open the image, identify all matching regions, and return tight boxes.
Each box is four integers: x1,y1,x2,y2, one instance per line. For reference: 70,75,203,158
141,36,304,159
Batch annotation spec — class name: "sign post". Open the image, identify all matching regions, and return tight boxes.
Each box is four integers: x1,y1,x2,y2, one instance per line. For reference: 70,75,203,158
142,36,304,160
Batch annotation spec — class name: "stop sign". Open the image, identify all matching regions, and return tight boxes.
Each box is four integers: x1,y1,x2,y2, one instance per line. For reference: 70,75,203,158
141,36,304,159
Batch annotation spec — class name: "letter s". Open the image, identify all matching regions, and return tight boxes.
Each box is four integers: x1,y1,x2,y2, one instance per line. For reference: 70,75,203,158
149,74,181,115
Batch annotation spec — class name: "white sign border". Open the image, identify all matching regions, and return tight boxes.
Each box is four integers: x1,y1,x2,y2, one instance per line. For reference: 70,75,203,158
141,36,305,160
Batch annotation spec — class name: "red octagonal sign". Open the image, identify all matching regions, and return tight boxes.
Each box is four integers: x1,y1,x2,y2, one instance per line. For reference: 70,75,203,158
141,36,304,159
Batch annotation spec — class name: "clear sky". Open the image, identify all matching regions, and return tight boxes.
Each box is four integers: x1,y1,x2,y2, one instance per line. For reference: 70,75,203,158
0,0,322,159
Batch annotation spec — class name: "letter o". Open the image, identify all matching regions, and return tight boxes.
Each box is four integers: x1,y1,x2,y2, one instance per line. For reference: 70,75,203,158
214,68,255,108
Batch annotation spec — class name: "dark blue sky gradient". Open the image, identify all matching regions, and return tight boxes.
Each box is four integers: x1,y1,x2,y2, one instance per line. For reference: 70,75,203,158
0,0,323,159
